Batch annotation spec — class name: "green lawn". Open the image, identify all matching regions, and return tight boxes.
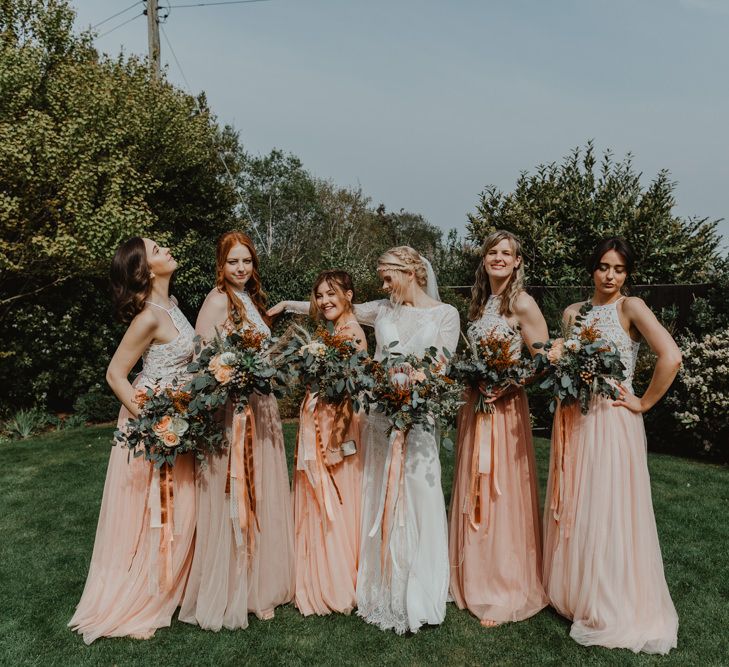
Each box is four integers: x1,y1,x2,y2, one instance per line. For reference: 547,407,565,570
1,424,727,666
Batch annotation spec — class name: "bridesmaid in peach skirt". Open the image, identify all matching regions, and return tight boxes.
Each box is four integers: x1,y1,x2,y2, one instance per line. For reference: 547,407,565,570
449,231,548,626
543,238,680,654
270,270,366,616
69,238,196,644
179,232,294,631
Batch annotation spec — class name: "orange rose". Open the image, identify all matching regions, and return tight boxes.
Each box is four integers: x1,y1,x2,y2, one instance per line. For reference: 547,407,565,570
547,338,565,364
161,430,180,448
208,354,222,374
214,365,234,385
153,415,173,434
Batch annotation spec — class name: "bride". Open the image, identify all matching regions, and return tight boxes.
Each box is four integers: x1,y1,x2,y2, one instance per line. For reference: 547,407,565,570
270,246,460,633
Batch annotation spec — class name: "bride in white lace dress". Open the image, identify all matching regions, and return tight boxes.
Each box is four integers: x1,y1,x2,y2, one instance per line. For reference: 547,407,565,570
272,246,460,633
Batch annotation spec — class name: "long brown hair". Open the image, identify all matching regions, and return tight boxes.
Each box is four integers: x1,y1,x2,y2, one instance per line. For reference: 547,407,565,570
111,237,152,324
215,231,269,328
309,270,355,320
468,230,525,320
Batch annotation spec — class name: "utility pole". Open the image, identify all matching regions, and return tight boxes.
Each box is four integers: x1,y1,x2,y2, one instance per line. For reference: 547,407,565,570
146,0,161,79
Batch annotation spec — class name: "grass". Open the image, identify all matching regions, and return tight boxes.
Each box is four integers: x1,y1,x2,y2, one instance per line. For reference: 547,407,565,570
1,424,728,666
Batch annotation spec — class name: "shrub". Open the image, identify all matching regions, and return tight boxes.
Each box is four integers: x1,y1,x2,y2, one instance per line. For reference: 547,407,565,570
73,384,119,423
666,331,729,461
5,407,50,439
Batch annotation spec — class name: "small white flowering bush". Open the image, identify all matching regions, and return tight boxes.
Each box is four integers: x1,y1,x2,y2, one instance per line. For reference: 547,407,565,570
667,330,729,458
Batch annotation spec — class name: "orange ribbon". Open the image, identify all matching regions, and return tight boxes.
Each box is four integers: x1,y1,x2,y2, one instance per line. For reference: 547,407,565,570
550,401,575,540
228,404,259,552
465,404,502,532
148,461,175,595
368,428,408,574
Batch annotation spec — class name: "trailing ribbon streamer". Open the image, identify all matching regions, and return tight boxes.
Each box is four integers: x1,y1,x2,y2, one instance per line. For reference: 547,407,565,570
465,403,502,532
368,429,408,574
550,401,575,540
148,461,175,595
227,404,259,552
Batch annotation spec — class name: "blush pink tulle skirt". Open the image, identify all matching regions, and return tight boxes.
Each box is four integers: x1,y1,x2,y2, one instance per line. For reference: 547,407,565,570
179,393,294,630
449,389,547,624
543,397,678,654
68,398,196,644
293,394,363,616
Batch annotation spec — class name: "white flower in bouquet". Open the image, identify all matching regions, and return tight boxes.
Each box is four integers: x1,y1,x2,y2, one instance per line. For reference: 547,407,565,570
219,351,237,366
170,416,189,437
564,338,581,353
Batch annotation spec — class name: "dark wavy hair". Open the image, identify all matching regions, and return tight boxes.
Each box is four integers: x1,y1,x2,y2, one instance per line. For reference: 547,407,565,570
309,270,356,320
215,231,269,328
588,237,635,278
111,237,152,324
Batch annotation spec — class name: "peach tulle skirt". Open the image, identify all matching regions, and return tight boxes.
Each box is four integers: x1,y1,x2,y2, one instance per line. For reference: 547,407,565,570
68,401,196,644
179,393,294,630
293,394,363,616
449,389,547,623
543,398,678,654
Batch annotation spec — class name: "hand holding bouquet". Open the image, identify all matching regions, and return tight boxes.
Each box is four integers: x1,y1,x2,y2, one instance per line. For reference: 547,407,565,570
449,327,532,413
533,303,626,414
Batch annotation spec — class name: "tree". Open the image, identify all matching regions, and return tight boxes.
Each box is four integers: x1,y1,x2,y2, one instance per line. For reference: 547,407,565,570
467,142,723,285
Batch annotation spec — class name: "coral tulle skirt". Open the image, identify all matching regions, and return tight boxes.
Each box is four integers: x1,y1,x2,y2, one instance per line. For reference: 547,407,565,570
449,389,547,623
293,392,363,615
68,399,196,644
179,393,295,630
543,398,678,654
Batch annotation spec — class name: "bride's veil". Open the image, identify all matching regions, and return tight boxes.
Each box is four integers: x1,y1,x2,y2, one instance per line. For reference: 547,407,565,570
419,255,440,302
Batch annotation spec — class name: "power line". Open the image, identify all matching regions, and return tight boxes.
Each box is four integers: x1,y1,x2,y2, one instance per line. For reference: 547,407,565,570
168,0,271,8
98,12,145,38
91,1,142,29
159,23,266,250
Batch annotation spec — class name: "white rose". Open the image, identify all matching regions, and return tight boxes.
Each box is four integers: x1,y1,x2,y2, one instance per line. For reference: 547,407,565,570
219,351,237,366
170,416,189,437
564,339,581,353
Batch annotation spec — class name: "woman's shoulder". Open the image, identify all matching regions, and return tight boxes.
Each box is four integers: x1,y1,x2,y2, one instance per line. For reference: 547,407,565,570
512,290,539,315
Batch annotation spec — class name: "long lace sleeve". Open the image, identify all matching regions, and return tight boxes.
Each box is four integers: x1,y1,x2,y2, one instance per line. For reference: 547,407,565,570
353,300,386,327
284,301,310,315
438,305,461,358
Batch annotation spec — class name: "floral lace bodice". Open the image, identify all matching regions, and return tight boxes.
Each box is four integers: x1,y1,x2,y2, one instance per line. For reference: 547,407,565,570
234,290,270,337
139,302,195,385
467,294,524,358
583,298,640,389
353,300,460,361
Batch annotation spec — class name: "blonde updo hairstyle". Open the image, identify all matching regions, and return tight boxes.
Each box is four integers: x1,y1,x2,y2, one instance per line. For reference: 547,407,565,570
377,246,428,304
469,230,525,320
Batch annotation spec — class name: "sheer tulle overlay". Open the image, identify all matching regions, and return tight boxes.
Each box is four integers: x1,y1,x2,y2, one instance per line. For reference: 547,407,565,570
293,394,363,615
68,397,196,644
543,398,678,654
180,393,295,629
449,389,547,623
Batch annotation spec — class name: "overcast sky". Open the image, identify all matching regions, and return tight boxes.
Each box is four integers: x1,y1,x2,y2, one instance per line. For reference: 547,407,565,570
74,0,729,247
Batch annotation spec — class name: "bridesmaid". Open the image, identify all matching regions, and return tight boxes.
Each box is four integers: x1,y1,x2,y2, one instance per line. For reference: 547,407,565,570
291,271,367,616
543,237,680,654
179,231,294,631
449,230,548,627
69,238,196,644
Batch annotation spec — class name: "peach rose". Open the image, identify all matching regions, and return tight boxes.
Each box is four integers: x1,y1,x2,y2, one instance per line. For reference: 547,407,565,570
412,369,427,384
162,430,180,448
214,365,234,385
208,354,223,374
547,338,565,364
153,415,173,434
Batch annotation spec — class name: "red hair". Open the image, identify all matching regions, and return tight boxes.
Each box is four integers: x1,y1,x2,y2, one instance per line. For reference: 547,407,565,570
215,231,269,328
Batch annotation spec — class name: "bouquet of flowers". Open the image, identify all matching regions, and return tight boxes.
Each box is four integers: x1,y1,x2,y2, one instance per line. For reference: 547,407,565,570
278,323,373,409
366,343,464,445
449,327,532,413
533,303,626,414
186,327,287,417
115,384,222,466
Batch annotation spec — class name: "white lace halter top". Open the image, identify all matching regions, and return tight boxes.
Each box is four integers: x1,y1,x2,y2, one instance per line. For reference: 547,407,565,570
467,294,524,358
582,297,641,389
139,301,195,385
234,290,270,337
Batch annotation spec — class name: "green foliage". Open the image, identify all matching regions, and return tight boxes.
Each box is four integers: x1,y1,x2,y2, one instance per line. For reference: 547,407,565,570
467,142,722,285
4,406,49,438
687,257,729,336
73,383,119,423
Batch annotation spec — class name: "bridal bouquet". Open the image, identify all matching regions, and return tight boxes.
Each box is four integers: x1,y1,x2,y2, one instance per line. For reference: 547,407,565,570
186,328,286,417
449,327,532,413
278,323,373,409
533,303,626,414
367,343,464,442
115,384,221,466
